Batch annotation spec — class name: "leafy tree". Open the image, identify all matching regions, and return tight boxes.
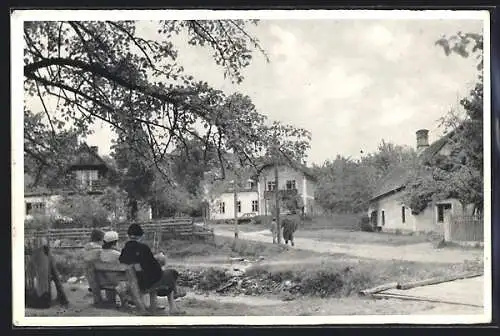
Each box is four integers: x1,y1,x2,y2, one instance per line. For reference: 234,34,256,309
99,186,128,224
23,20,273,180
313,142,416,214
404,31,483,215
24,21,313,222
24,109,81,189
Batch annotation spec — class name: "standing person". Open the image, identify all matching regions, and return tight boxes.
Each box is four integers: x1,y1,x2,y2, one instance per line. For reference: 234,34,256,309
119,224,183,314
270,217,278,244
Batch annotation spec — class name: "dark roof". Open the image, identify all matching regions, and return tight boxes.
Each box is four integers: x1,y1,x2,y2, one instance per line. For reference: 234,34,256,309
258,161,317,182
370,132,454,201
370,166,411,201
68,143,108,169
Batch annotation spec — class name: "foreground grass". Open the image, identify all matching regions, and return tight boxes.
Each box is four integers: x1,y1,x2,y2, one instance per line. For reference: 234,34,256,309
25,283,443,317
241,258,483,298
160,235,313,259
50,233,483,300
50,235,314,280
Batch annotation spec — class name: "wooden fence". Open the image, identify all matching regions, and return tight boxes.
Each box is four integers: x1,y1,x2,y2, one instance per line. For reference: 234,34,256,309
446,215,484,243
25,217,214,248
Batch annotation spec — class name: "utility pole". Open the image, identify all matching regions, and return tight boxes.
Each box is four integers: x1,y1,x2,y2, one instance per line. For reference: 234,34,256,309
233,178,239,240
274,143,281,244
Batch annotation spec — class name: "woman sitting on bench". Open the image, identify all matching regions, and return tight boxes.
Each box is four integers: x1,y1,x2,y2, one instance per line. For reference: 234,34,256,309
119,224,184,315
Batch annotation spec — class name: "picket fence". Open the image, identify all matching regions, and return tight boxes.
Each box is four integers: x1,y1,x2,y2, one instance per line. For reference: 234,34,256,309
446,214,484,243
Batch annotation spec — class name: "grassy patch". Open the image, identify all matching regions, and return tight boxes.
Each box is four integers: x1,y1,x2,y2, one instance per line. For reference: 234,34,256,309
300,214,361,231
294,229,436,246
50,236,302,280
160,236,292,259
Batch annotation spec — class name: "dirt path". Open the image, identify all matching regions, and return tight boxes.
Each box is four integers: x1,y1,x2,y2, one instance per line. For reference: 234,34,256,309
215,229,483,264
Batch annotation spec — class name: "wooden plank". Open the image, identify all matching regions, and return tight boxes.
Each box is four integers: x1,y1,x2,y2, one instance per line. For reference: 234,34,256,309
125,267,146,313
396,272,483,290
371,292,484,308
94,262,129,272
86,263,102,304
359,282,399,296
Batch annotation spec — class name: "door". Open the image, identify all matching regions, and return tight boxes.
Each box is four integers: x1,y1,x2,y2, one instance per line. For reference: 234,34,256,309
370,210,378,226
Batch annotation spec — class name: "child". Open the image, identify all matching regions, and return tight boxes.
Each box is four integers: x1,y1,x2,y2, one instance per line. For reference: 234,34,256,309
83,229,104,263
119,224,183,314
100,231,121,263
270,218,278,244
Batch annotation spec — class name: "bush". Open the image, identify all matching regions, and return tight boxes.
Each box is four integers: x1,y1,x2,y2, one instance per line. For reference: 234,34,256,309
25,215,52,230
56,193,111,228
359,215,373,232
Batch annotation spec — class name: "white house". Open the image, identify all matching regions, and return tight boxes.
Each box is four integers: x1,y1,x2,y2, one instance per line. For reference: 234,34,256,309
367,129,474,234
205,162,317,221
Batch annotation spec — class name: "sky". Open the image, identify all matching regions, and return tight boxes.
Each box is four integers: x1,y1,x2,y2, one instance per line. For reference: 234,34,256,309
27,17,484,165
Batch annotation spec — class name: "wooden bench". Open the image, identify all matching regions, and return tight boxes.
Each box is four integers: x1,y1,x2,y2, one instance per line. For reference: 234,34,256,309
86,262,159,314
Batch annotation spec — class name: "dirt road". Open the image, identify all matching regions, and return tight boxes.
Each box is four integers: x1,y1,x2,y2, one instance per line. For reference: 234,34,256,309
215,228,483,264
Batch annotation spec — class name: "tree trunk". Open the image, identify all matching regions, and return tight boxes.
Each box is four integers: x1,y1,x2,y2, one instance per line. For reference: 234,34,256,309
128,198,138,221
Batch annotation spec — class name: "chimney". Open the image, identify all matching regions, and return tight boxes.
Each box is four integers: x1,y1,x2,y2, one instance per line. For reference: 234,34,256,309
416,129,429,152
90,146,98,154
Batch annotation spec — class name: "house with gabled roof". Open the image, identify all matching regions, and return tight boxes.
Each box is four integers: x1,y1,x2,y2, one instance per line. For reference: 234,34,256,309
367,129,470,233
24,143,151,222
204,160,317,221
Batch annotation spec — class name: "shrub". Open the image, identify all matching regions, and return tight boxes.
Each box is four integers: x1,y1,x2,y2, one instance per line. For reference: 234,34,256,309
25,215,52,230
56,193,111,228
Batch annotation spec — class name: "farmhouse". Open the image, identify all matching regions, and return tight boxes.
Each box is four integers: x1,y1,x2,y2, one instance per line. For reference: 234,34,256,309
205,161,317,221
368,129,474,234
24,143,151,222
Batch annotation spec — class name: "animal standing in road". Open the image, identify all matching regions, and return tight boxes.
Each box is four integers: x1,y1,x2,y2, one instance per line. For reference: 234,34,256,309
282,217,298,247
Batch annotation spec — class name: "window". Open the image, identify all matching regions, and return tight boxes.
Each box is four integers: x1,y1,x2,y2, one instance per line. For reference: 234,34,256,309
437,203,452,223
286,180,296,190
237,201,241,213
252,200,259,212
401,206,406,224
26,202,45,215
381,210,385,226
267,181,276,191
219,202,225,214
76,169,99,187
248,180,256,189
